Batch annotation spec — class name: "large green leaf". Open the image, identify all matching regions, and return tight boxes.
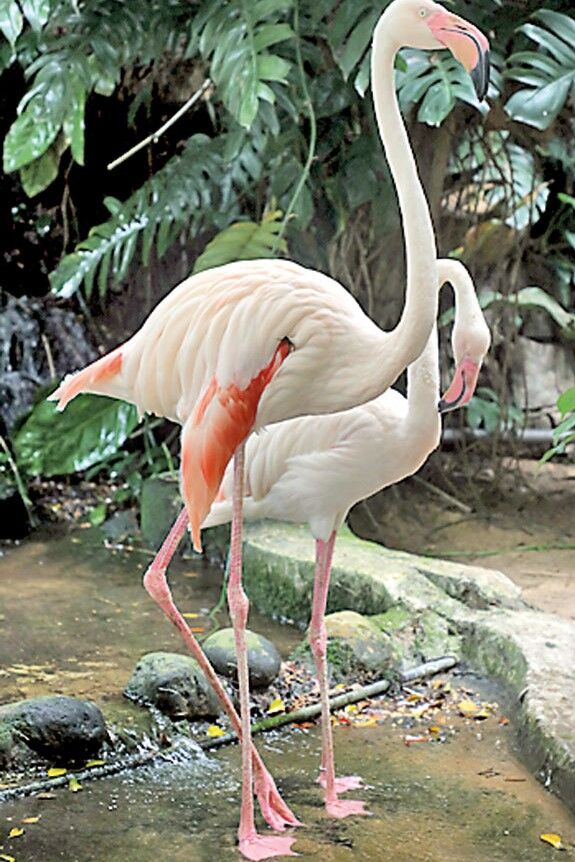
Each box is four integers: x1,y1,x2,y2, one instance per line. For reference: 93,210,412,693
397,49,484,127
193,211,286,273
195,0,294,128
505,10,575,131
0,0,23,46
13,395,139,477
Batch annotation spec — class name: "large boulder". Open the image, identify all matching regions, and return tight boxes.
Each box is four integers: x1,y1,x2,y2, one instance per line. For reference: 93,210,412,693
202,628,281,689
124,652,222,719
0,695,107,764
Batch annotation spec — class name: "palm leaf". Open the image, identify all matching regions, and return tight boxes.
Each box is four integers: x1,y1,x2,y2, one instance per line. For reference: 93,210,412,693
193,211,287,274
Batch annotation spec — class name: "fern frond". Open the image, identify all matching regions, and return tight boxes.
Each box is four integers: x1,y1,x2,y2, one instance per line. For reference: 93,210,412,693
193,211,287,273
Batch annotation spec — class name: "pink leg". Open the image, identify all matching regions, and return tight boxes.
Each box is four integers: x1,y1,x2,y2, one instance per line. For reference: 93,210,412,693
143,506,300,835
227,445,297,860
309,533,369,819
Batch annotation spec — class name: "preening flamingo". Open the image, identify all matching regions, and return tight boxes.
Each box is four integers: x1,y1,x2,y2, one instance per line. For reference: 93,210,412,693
153,259,491,822
50,0,490,857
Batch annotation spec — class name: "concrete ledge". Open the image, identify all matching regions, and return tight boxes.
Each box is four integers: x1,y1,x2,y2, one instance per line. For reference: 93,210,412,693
241,521,575,812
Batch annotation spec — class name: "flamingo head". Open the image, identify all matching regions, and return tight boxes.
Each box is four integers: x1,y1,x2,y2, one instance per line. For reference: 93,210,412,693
383,0,490,101
438,313,491,414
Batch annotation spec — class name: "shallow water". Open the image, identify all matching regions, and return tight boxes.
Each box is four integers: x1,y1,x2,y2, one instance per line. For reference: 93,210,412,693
1,533,575,861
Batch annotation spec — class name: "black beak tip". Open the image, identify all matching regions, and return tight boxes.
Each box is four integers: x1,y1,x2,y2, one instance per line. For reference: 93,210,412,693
438,399,449,415
472,50,490,102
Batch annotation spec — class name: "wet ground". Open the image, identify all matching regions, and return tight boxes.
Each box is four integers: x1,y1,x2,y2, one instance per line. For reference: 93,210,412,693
2,526,575,860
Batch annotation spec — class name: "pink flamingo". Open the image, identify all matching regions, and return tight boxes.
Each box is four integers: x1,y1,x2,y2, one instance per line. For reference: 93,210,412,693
50,1,489,857
157,258,491,821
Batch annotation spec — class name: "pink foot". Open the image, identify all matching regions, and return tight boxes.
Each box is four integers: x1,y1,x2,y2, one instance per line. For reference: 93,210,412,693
319,774,363,794
239,833,298,861
325,798,371,819
255,768,302,831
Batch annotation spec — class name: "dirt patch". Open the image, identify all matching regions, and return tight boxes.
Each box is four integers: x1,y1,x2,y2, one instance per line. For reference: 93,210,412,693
351,458,575,621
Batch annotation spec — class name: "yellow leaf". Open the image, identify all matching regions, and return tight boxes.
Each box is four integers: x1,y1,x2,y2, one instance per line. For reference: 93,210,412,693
182,612,200,619
47,767,67,778
267,697,285,715
353,717,378,728
85,759,106,768
68,777,82,793
0,854,16,862
344,704,358,715
207,725,226,738
540,833,563,850
429,725,441,735
458,699,481,718
21,816,41,824
8,827,24,839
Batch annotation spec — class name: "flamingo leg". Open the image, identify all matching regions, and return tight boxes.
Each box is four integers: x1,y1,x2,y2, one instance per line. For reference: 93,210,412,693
309,533,369,818
227,444,297,860
142,506,301,835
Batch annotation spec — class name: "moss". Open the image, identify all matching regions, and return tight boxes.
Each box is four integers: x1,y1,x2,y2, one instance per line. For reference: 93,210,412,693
371,606,413,633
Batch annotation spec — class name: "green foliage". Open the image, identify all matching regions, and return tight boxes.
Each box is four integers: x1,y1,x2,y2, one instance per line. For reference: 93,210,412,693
541,387,575,463
466,388,524,435
13,395,139,476
193,211,287,274
397,50,483,127
505,10,575,131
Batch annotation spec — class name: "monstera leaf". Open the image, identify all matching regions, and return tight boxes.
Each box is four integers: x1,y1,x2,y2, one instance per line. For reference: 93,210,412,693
397,49,483,127
505,10,575,131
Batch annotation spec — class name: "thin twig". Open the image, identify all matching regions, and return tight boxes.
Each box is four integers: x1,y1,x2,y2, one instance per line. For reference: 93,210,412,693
0,435,37,527
411,475,472,514
41,334,56,381
107,79,212,171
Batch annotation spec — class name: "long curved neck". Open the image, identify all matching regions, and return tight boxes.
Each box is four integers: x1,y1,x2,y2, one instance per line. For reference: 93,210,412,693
406,259,479,418
371,18,438,375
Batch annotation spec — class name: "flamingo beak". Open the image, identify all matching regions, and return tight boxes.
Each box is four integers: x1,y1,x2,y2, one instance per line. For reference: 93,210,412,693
427,11,490,101
438,356,481,414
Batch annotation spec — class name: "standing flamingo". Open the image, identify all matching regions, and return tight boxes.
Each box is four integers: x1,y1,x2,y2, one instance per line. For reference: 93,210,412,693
159,259,490,821
50,1,490,857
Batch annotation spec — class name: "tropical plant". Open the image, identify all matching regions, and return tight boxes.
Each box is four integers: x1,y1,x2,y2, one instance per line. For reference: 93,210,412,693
541,387,575,463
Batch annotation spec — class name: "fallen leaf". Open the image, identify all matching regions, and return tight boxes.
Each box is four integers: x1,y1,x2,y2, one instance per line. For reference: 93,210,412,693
499,716,510,726
293,721,315,729
403,735,430,746
344,704,358,715
540,833,564,850
190,627,205,633
0,854,16,862
37,792,56,800
21,816,41,824
68,777,82,793
267,697,285,715
207,725,226,738
504,777,526,783
428,725,441,735
182,612,200,619
47,767,67,778
353,717,378,728
8,828,24,839
85,759,106,768
457,699,490,719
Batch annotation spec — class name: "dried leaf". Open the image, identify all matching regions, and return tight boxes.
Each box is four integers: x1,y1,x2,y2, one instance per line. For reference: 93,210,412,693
182,612,200,619
190,627,205,633
267,697,285,715
353,717,378,728
21,816,41,824
540,833,564,850
428,725,441,735
0,854,17,862
85,759,106,768
457,699,487,718
344,704,358,714
37,792,56,799
403,734,430,746
68,777,82,793
8,827,24,838
47,767,67,777
499,716,510,726
207,724,226,738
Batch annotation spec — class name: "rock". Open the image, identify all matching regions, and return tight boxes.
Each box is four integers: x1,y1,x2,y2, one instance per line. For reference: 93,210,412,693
203,628,281,689
124,652,222,718
512,336,575,417
140,473,230,562
372,606,461,667
309,610,394,682
0,696,107,763
101,509,139,544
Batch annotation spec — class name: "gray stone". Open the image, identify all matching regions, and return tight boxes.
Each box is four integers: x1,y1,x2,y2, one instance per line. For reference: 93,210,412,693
319,610,394,681
512,336,575,417
0,695,107,763
240,520,575,814
124,652,222,719
203,628,281,689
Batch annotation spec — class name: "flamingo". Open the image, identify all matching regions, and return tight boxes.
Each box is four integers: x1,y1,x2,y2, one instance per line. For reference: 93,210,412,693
151,258,491,822
50,1,490,857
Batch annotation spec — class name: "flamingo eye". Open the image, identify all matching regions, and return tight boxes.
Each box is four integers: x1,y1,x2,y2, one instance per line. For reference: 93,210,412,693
418,8,428,17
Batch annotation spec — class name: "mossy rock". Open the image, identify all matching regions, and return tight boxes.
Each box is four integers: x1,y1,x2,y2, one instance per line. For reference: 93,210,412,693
203,628,281,689
297,610,396,683
124,651,222,719
0,696,107,765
